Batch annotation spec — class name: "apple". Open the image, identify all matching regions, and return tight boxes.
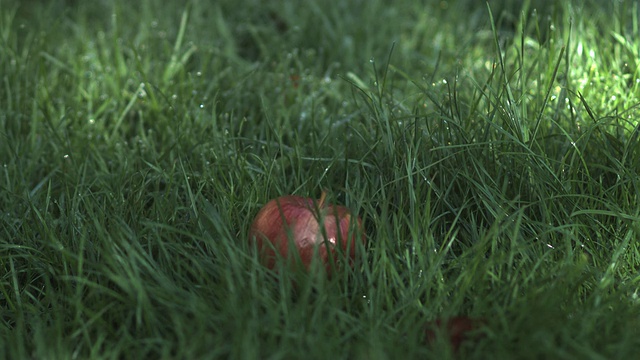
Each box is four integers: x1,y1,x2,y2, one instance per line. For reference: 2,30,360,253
424,316,486,351
248,191,365,272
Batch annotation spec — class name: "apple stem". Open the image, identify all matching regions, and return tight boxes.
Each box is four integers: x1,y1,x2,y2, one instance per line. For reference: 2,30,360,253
318,190,327,208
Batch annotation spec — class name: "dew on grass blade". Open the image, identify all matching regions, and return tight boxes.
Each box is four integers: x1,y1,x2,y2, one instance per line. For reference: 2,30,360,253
137,83,147,98
362,294,370,305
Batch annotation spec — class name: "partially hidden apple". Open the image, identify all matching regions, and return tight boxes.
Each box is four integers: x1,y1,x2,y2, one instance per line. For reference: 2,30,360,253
248,191,365,273
424,316,486,351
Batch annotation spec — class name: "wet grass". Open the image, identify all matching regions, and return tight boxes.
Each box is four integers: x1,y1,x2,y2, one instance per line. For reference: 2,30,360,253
1,0,640,359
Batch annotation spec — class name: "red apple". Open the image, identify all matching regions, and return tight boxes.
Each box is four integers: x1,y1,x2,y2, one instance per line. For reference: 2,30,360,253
424,316,486,351
248,191,365,272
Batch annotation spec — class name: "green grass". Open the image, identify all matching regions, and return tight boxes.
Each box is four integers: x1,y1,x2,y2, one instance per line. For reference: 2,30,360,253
2,0,640,358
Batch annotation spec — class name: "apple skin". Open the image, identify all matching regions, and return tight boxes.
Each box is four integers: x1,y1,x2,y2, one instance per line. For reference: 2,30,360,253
248,193,364,272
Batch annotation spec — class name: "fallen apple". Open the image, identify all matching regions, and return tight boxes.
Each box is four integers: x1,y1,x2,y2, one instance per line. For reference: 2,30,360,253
248,191,365,272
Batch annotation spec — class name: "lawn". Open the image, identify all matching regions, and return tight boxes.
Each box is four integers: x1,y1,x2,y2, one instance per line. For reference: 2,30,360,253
1,0,640,358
